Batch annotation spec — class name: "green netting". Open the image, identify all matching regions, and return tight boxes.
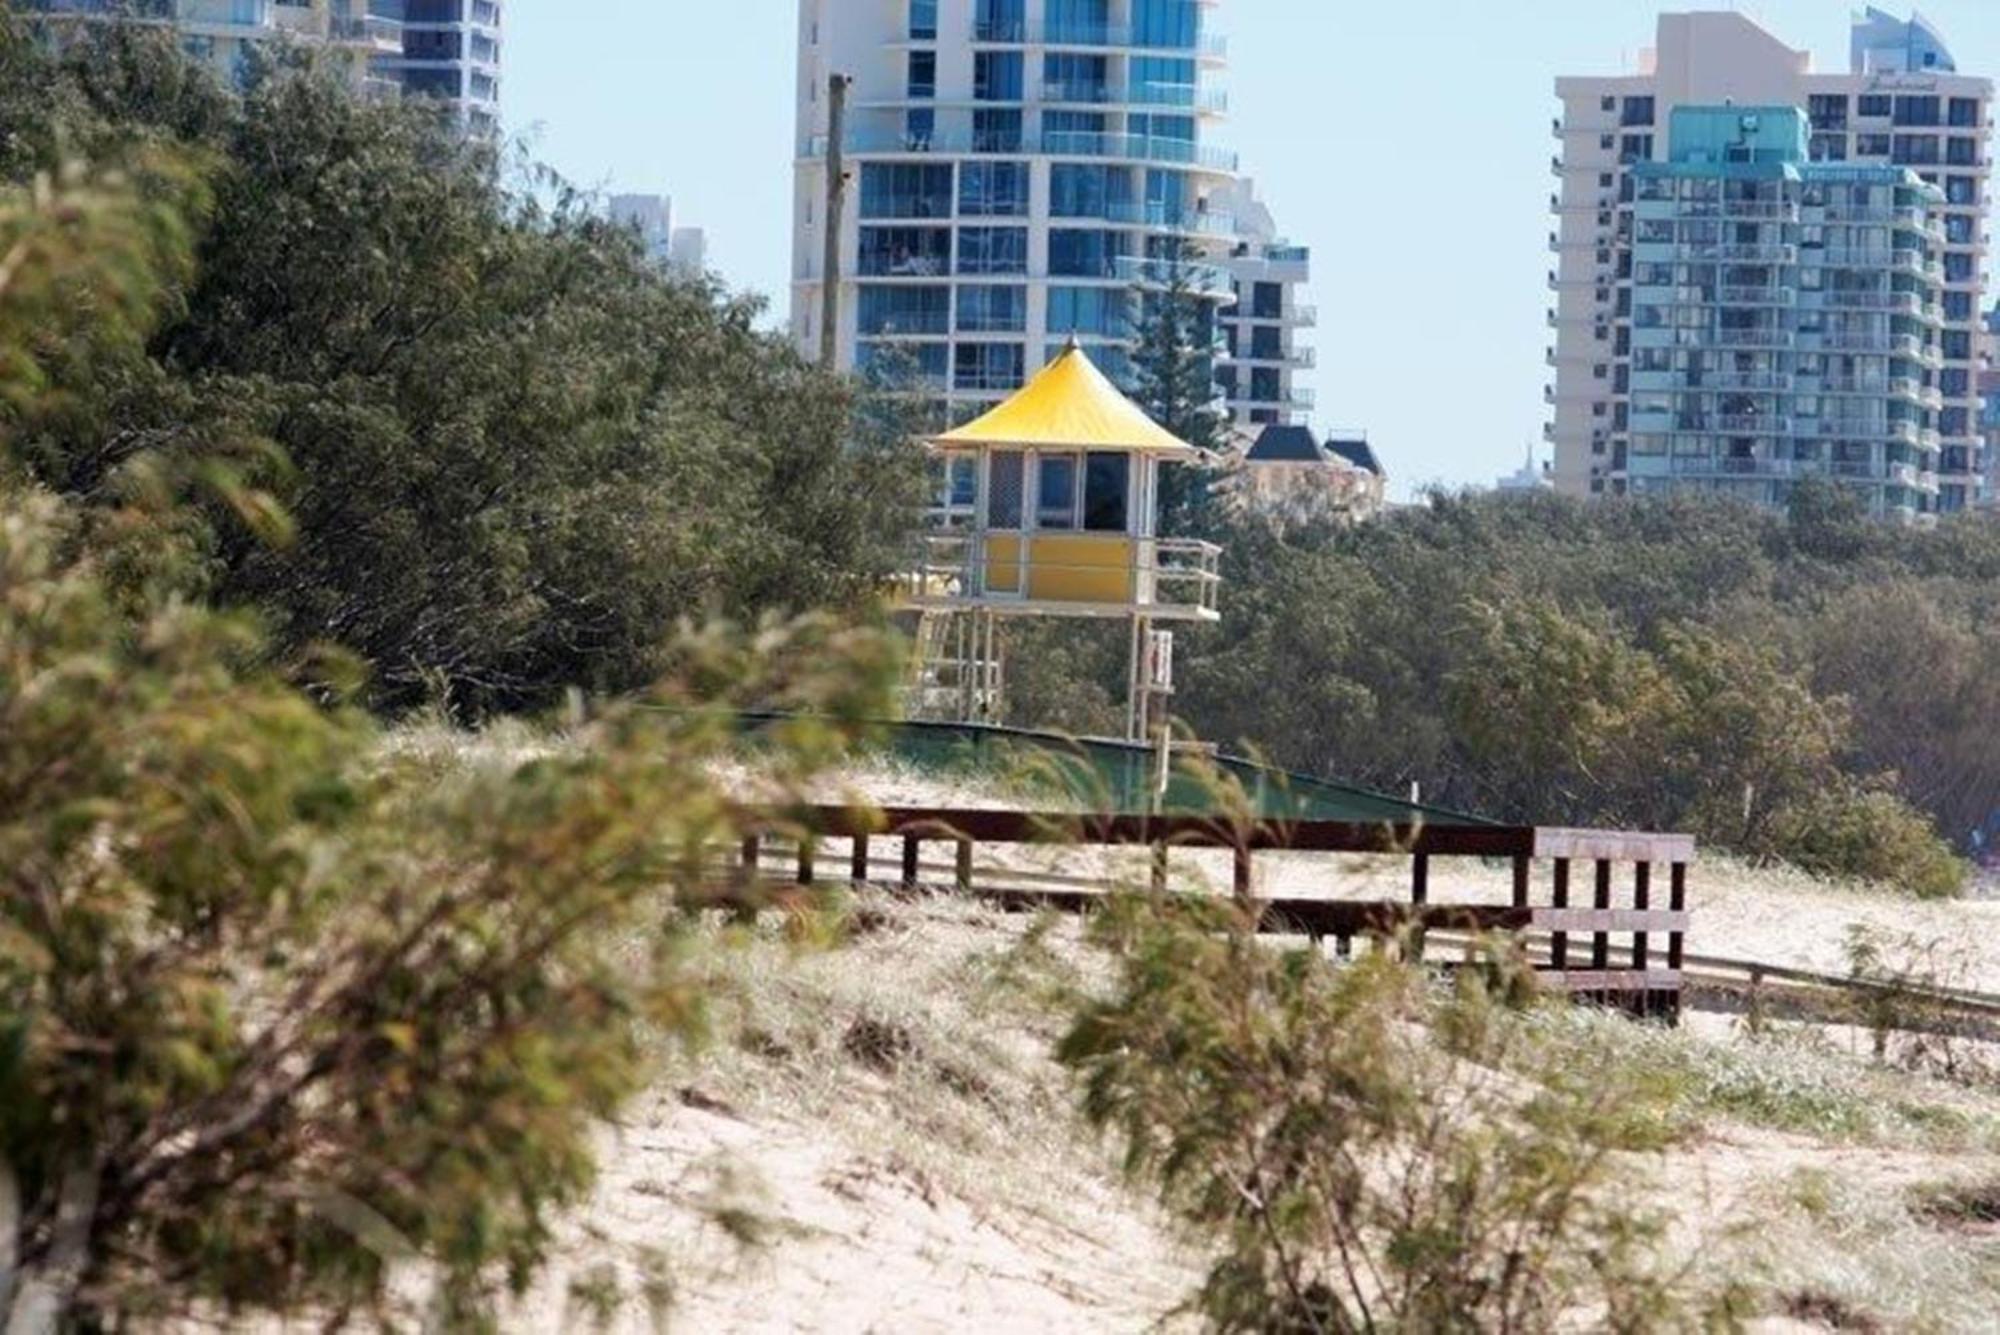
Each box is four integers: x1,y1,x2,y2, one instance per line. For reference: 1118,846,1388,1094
727,715,1498,826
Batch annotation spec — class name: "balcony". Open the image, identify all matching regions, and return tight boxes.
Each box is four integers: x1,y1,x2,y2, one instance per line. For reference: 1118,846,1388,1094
1717,414,1793,434
1717,285,1795,305
1039,131,1238,173
1704,372,1792,391
1038,81,1228,113
1712,329,1794,349
1820,375,1889,394
1111,255,1234,294
1017,22,1229,59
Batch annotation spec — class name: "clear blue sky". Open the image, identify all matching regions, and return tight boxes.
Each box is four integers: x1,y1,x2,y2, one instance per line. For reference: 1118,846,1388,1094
505,1,2000,496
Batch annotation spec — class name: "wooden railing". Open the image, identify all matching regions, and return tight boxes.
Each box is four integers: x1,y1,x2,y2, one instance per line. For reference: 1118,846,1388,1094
733,807,1694,1018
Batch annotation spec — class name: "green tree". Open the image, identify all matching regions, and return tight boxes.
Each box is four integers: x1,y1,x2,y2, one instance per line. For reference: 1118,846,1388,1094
4,27,925,716
1128,234,1226,536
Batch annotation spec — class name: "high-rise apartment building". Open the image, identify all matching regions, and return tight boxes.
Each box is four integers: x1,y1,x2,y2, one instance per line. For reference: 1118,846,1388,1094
20,0,500,130
791,0,1313,428
1549,8,1991,519
367,0,501,133
608,193,710,276
1625,106,1946,520
1215,179,1314,428
20,0,403,95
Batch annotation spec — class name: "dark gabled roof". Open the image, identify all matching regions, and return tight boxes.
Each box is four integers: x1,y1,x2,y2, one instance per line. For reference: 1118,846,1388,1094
1325,435,1383,476
1244,424,1326,463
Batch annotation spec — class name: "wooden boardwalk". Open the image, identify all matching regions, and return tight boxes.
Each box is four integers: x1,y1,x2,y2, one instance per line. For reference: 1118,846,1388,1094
736,806,1695,1020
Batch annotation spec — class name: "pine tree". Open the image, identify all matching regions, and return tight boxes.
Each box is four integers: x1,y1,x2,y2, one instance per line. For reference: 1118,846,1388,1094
1127,235,1227,536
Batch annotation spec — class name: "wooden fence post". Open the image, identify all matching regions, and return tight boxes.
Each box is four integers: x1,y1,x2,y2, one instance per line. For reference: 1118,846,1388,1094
1511,854,1531,909
1667,861,1687,971
1592,859,1612,970
1551,858,1570,969
1632,861,1651,969
901,835,920,890
955,838,973,892
850,833,870,885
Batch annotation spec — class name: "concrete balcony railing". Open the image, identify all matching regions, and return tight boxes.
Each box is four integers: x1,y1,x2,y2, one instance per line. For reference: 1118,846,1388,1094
1716,414,1793,434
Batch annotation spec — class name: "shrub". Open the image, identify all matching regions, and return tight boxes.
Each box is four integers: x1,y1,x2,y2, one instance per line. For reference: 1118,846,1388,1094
0,486,899,1328
1774,789,1967,900
1057,898,1697,1332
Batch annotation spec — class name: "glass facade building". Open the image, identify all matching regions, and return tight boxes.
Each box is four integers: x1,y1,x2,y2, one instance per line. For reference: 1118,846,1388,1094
793,0,1314,429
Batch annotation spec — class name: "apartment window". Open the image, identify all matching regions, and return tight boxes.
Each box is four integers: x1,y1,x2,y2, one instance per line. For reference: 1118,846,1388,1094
1855,133,1891,156
1249,325,1283,359
857,285,950,335
1944,291,1972,321
1893,95,1940,126
1048,0,1112,42
974,51,1024,100
955,342,1025,392
1945,251,1974,282
857,340,947,387
956,284,1027,332
972,108,1023,152
1947,213,1976,243
1047,286,1129,337
1808,94,1849,130
1048,228,1127,277
907,51,936,99
1948,137,1979,165
957,226,1028,274
1250,281,1283,319
1132,0,1199,50
1858,94,1891,117
1949,97,1982,127
1621,95,1655,127
1050,163,1130,217
858,227,950,276
1044,51,1110,101
1599,134,1614,150
973,0,1025,42
1942,407,1970,435
959,161,1028,216
1598,172,1614,188
909,0,938,40
1947,176,1978,205
1600,95,1616,113
1130,54,1196,105
1944,330,1971,360
1892,134,1939,164
861,163,954,219
1941,368,1970,396
905,108,936,147
1810,134,1847,162
1620,133,1652,163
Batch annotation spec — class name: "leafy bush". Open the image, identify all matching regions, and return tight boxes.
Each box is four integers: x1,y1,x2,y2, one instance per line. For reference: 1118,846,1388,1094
1058,898,1700,1332
1774,790,1967,900
0,485,899,1328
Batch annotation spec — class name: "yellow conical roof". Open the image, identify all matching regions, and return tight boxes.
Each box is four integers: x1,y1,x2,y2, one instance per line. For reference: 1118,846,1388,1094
933,344,1197,457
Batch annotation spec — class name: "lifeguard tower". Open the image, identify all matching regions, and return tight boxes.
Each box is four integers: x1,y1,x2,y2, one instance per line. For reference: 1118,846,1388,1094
904,343,1222,742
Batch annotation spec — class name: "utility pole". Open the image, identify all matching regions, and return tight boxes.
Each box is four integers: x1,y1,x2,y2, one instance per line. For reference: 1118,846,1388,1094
820,73,852,370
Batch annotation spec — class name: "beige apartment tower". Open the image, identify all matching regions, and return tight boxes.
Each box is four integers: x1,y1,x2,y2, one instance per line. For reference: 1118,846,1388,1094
1548,8,1992,519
